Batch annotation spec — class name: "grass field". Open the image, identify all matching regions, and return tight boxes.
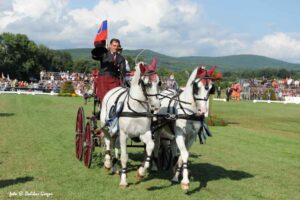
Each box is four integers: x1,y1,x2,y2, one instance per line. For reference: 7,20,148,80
0,94,299,200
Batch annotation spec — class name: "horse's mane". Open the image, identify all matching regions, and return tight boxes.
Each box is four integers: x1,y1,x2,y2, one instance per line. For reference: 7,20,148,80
131,62,142,86
178,67,198,103
185,67,198,88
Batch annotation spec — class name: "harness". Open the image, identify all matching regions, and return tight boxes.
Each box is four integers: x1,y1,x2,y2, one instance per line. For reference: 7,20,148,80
152,72,215,143
104,69,214,143
117,70,160,118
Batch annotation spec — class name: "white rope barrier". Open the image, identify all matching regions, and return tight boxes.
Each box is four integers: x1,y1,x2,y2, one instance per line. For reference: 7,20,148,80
0,91,58,96
1,91,299,104
253,97,300,104
212,97,300,104
213,98,227,102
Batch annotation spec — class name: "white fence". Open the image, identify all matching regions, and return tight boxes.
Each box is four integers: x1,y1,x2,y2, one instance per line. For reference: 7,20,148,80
2,91,299,104
253,97,300,104
213,98,227,102
284,97,300,104
213,97,300,104
0,91,58,96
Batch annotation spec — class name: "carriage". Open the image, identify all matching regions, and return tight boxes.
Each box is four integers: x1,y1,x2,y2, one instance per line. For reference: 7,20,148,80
74,49,173,170
74,47,218,190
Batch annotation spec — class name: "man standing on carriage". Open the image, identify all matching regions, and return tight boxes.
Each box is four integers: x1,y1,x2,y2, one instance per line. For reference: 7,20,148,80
99,38,126,86
92,20,126,104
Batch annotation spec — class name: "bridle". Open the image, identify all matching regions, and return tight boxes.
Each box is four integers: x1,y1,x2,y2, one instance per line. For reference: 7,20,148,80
138,70,159,100
174,70,214,116
192,70,215,102
127,70,159,113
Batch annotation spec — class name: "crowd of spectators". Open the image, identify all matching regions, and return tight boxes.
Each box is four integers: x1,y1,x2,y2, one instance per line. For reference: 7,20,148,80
238,77,300,100
2,71,300,101
0,71,95,96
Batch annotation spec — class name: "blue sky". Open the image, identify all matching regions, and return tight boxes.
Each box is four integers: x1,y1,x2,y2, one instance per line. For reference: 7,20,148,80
68,0,98,9
199,0,300,35
1,0,300,62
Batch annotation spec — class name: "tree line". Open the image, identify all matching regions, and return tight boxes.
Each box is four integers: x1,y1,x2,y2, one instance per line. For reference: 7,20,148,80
157,67,300,87
0,33,140,81
223,68,300,81
0,32,73,81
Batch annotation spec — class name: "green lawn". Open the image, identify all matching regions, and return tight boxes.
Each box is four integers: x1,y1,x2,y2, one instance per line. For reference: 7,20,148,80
0,94,299,200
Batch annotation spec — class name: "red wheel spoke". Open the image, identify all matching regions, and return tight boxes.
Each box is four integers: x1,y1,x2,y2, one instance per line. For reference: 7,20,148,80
75,107,85,161
83,121,94,168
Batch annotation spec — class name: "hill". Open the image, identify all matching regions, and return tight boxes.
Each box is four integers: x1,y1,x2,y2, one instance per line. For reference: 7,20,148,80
60,48,300,71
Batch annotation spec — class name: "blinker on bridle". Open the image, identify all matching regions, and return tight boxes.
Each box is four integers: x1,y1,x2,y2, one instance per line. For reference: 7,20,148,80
138,70,159,101
193,70,214,102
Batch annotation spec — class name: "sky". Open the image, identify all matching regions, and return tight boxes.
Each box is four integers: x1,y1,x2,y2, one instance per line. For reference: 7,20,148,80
1,0,300,63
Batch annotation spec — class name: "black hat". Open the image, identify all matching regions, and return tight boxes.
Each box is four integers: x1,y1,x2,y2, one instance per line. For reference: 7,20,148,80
91,42,108,61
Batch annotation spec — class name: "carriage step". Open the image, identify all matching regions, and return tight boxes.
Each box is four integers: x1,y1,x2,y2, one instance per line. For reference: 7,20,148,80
86,116,97,120
95,129,102,134
95,133,104,138
95,129,104,138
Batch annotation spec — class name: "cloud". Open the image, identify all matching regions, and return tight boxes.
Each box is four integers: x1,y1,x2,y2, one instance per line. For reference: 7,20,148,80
250,32,300,62
0,0,300,62
0,0,206,49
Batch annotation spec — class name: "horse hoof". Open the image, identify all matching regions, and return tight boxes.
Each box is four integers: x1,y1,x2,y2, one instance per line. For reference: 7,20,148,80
181,183,189,191
119,183,128,189
171,178,179,183
136,171,144,180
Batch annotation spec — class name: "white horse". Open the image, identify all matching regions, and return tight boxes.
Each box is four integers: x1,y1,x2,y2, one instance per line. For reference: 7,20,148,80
100,57,160,187
153,66,216,191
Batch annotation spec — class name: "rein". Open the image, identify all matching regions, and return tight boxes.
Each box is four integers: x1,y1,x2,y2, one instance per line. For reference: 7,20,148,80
119,71,159,118
157,71,214,121
118,70,213,122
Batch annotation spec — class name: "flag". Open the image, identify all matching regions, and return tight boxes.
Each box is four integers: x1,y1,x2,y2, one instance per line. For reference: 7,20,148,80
94,20,108,47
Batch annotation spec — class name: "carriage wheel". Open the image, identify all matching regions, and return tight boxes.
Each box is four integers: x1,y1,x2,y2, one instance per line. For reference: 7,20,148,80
159,140,173,170
83,121,94,168
75,107,85,160
93,97,101,120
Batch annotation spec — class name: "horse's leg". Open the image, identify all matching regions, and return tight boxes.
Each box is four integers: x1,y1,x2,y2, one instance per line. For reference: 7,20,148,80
176,134,190,191
111,135,120,174
172,155,182,183
119,130,128,187
172,132,195,183
103,135,112,170
151,131,160,172
137,130,154,179
170,136,180,182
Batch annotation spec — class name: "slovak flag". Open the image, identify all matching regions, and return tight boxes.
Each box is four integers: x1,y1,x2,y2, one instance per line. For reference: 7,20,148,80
94,20,108,47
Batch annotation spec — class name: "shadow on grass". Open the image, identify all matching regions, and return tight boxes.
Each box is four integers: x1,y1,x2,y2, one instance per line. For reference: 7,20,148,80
129,151,201,161
145,162,253,195
0,176,34,189
90,150,253,194
186,163,254,195
227,121,240,125
0,113,15,117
